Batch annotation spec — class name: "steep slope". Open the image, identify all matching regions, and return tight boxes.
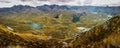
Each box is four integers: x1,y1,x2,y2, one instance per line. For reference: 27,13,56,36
0,24,64,48
71,16,120,48
0,25,27,47
0,25,47,48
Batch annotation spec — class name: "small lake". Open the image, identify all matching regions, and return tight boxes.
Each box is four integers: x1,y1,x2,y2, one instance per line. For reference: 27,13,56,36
27,22,43,29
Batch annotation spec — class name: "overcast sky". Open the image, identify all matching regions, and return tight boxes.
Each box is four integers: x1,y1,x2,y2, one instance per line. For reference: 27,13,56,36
0,0,120,8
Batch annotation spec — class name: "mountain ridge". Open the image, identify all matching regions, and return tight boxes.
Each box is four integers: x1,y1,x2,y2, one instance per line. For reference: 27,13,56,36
71,16,120,48
0,5,120,15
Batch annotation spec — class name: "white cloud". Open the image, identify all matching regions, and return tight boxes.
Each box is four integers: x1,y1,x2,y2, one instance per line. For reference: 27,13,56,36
91,0,120,6
0,0,120,8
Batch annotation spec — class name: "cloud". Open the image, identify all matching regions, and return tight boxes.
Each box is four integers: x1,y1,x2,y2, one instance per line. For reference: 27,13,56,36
90,0,120,6
19,0,73,2
0,0,120,8
0,0,11,3
54,0,74,2
84,0,93,5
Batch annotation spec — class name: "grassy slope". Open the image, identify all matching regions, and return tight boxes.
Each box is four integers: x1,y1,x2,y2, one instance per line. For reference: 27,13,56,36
0,24,57,48
72,16,120,48
0,16,120,48
0,25,27,47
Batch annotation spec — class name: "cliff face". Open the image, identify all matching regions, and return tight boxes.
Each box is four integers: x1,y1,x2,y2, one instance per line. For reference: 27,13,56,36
72,16,120,48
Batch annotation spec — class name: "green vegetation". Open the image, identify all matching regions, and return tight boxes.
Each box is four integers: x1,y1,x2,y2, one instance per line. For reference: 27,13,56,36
71,16,120,48
0,15,119,48
0,9,119,48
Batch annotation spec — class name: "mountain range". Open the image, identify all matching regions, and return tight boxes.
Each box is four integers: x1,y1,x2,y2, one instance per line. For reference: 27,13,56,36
0,3,120,48
0,5,120,15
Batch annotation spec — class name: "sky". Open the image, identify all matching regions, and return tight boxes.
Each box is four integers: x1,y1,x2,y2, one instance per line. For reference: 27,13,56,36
0,0,120,8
